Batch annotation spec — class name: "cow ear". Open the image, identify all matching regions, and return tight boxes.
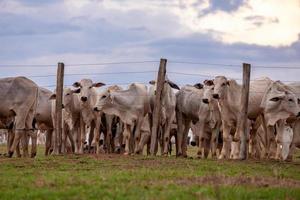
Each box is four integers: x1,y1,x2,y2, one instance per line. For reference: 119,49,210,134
204,80,214,86
149,80,156,85
166,80,180,90
109,93,115,104
92,82,105,88
49,94,56,100
193,83,203,89
72,88,81,94
73,82,81,88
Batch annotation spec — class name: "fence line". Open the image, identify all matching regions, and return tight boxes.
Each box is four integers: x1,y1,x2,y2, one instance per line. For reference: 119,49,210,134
1,60,300,69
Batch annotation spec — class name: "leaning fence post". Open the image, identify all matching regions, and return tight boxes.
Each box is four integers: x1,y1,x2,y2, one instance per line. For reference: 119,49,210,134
239,63,251,160
150,58,167,155
55,62,64,154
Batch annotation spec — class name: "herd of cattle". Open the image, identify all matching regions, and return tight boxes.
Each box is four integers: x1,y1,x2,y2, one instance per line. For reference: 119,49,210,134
0,76,299,161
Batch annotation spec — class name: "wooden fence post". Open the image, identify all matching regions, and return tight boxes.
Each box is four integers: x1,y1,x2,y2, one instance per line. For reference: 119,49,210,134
150,58,167,155
55,62,64,154
239,63,251,160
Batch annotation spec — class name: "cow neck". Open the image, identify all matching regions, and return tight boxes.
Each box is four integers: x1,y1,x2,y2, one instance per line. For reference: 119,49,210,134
218,80,242,117
65,96,75,114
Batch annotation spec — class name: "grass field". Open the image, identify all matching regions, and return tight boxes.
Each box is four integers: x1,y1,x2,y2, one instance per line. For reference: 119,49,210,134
0,145,300,200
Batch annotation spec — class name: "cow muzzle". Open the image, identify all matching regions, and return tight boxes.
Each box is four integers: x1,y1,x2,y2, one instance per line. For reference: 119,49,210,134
212,94,219,99
190,141,196,146
81,96,88,102
202,98,209,104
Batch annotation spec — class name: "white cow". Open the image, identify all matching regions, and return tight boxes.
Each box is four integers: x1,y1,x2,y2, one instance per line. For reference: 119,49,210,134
148,79,179,155
94,83,150,155
34,87,54,156
176,84,211,157
212,77,300,159
72,79,105,154
0,77,38,157
50,87,82,154
277,82,300,160
101,85,123,153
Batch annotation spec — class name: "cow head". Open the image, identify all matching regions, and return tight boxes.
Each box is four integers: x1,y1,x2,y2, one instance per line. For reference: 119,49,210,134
212,76,230,100
202,80,214,104
94,85,122,112
49,88,80,108
261,81,300,126
72,79,105,103
62,88,80,108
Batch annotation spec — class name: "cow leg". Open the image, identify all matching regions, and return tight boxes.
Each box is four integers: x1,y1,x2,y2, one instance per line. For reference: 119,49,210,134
134,117,144,154
74,125,80,154
78,117,86,154
7,129,14,155
176,111,184,157
219,121,231,159
163,119,172,155
123,124,131,155
88,123,95,153
196,122,206,159
114,123,122,154
181,119,190,157
67,127,75,154
45,130,52,156
137,130,150,155
211,127,219,159
9,113,28,157
28,130,37,158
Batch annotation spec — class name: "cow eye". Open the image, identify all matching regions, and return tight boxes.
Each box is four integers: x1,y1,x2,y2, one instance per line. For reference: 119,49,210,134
211,87,214,90
289,99,294,102
221,83,226,86
89,86,92,89
66,93,70,96
102,95,107,99
270,97,280,102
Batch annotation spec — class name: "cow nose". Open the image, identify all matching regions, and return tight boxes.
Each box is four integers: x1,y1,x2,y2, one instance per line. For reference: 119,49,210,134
94,107,99,112
190,141,196,146
81,96,87,102
212,94,219,99
202,98,209,104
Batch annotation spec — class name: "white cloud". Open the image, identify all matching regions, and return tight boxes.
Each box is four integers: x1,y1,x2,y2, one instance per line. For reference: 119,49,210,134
172,0,300,47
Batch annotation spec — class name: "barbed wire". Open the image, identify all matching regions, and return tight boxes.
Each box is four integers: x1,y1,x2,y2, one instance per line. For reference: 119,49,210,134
1,60,300,69
168,60,300,69
0,60,158,68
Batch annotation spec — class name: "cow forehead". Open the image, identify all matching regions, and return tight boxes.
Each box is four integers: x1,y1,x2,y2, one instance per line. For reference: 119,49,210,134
64,88,72,93
214,76,227,84
80,79,93,86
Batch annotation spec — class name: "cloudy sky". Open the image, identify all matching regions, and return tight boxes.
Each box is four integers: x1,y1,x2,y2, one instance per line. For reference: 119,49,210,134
1,0,300,89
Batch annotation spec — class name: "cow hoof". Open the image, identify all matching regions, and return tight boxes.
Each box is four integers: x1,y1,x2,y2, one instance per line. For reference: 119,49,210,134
31,153,37,158
162,153,168,157
176,153,183,157
114,147,121,154
123,152,129,156
8,151,13,158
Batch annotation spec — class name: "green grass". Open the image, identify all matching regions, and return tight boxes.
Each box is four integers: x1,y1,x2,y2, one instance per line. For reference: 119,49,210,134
0,145,300,200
